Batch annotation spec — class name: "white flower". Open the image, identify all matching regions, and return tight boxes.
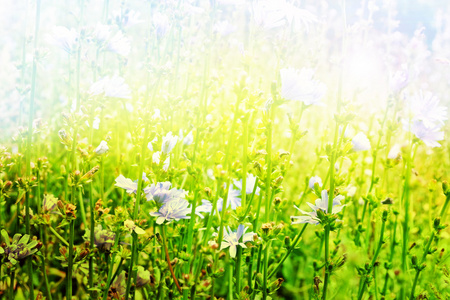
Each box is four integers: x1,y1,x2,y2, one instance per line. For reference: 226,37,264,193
147,137,158,151
218,225,257,258
195,200,213,218
308,176,323,189
387,144,402,159
115,175,138,194
251,0,317,31
107,31,131,56
46,26,78,54
213,20,236,36
113,9,143,28
390,69,408,94
280,68,327,106
153,151,170,171
183,131,194,146
407,120,444,148
153,12,170,38
161,132,178,154
91,24,131,56
233,174,260,195
95,140,109,155
291,190,345,225
124,220,146,234
217,185,241,211
89,76,131,99
408,91,447,128
351,132,371,151
150,198,192,225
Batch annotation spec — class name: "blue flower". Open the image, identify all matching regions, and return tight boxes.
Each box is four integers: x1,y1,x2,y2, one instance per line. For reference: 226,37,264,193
233,174,260,195
150,198,192,225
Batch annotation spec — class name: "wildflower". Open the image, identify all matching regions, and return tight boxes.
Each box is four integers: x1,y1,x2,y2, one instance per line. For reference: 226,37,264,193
42,194,59,213
252,0,317,31
390,69,408,94
308,176,323,189
152,151,170,171
91,24,131,56
217,185,241,211
195,200,213,218
280,68,327,106
161,132,178,154
107,31,131,56
407,91,448,128
150,198,192,225
46,26,78,54
147,137,158,151
291,190,345,225
115,175,138,194
153,12,170,38
113,9,143,29
387,144,402,159
216,225,257,258
233,174,260,195
109,271,126,298
85,117,100,130
95,140,109,155
136,266,151,287
213,20,236,36
407,120,444,148
124,220,146,234
84,224,115,252
144,182,186,205
1,230,40,265
180,130,194,146
351,132,371,151
88,76,131,99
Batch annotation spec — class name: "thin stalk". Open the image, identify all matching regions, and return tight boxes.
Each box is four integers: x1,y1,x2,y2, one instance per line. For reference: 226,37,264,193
9,270,15,299
103,232,121,300
357,213,387,300
67,185,76,299
161,226,182,294
268,224,308,278
235,247,243,294
409,193,450,298
48,225,69,246
399,142,416,300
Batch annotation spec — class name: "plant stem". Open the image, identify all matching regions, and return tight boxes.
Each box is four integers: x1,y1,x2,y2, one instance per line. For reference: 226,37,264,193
409,193,450,298
48,225,69,246
67,185,76,300
103,232,120,300
161,225,182,294
268,224,308,278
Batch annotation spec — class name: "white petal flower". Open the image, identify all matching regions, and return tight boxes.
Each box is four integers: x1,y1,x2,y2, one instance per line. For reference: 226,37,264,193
351,132,371,151
95,140,109,155
152,151,170,171
115,175,138,194
150,198,192,225
46,26,78,54
308,176,323,189
280,68,327,106
107,31,131,56
291,190,345,225
407,120,444,148
387,144,402,159
408,91,448,128
89,76,131,99
161,132,178,154
219,225,257,258
233,174,260,195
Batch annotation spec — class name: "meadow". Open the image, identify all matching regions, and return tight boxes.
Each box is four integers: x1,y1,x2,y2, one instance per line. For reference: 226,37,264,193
1,0,450,299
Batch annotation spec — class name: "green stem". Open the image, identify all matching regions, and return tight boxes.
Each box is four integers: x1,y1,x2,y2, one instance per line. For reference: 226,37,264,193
67,185,76,300
103,232,121,300
9,270,15,299
48,225,69,246
268,224,308,278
